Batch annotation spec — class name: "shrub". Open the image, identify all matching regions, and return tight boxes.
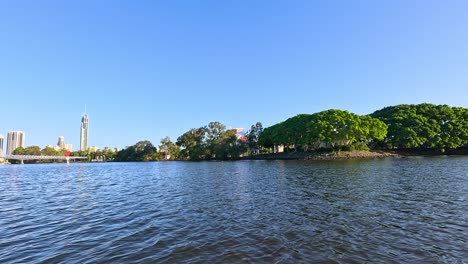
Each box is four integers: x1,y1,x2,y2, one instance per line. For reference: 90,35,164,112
351,142,370,151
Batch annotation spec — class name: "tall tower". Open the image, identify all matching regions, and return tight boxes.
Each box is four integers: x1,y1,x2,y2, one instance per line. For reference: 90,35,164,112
6,131,25,155
57,136,65,149
80,113,89,151
0,134,4,156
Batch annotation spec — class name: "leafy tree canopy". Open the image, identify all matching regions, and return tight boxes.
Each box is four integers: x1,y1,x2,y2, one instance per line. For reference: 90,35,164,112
114,140,161,161
159,137,181,160
370,103,468,150
176,121,248,160
259,109,387,150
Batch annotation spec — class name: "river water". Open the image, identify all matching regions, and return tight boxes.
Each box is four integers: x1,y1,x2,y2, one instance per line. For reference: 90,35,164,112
0,157,467,263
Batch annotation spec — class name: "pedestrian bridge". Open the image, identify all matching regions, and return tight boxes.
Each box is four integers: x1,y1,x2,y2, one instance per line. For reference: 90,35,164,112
0,155,87,162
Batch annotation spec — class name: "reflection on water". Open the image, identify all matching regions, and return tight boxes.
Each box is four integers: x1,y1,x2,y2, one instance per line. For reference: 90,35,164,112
0,157,467,263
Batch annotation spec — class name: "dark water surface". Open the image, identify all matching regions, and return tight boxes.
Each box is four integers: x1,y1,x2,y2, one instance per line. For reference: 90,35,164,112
1,157,467,263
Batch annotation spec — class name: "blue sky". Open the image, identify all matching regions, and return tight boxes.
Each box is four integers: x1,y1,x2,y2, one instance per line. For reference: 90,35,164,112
1,0,467,150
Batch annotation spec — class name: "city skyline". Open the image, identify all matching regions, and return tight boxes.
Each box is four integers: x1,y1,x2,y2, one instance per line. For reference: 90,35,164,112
0,131,77,153
1,1,467,149
0,114,92,153
0,111,111,153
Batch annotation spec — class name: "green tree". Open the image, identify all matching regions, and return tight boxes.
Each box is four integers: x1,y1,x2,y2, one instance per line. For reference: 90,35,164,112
176,127,208,160
41,146,65,156
206,122,226,158
258,109,387,151
159,137,181,160
13,146,42,155
115,140,161,161
206,121,226,141
370,103,468,151
102,149,117,161
246,122,263,154
311,110,361,148
12,147,25,155
72,150,92,162
175,121,247,160
213,129,243,159
11,146,43,164
257,124,275,150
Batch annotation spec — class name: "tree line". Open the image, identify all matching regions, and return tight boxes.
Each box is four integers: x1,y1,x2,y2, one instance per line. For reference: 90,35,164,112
113,121,263,161
258,103,467,152
114,103,467,161
11,103,467,163
11,146,118,163
370,103,468,151
258,109,387,152
13,146,65,156
11,146,68,164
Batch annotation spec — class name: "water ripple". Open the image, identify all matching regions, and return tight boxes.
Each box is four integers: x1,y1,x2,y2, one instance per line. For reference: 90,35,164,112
0,158,467,263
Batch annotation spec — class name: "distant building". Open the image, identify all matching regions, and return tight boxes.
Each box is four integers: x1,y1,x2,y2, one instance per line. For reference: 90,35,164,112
65,144,73,152
88,146,100,152
6,131,25,155
274,145,284,153
46,144,61,151
0,134,4,156
80,113,89,151
103,147,118,153
235,128,246,141
57,136,65,149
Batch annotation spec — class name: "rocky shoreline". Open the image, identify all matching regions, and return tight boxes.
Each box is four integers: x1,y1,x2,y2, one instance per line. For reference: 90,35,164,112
247,151,401,161
304,151,401,160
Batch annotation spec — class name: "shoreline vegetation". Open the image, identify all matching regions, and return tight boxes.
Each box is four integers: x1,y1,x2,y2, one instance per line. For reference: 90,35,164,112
9,103,468,164
245,150,401,160
117,103,466,162
5,149,468,164
243,148,468,161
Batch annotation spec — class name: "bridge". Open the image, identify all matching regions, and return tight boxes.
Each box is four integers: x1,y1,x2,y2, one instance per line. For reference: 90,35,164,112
0,155,87,164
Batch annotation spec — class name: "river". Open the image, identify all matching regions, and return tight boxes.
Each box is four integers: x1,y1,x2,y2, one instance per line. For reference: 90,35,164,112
0,157,467,263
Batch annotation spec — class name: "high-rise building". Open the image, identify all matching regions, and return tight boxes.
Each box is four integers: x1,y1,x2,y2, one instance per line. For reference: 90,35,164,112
65,144,73,152
6,131,25,155
80,114,89,151
57,136,65,149
0,134,4,156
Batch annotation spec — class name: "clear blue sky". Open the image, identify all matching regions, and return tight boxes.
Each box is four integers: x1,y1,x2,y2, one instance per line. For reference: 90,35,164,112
1,0,467,150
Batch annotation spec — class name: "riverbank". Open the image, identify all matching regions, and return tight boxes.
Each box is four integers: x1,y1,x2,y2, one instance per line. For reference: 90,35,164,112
246,148,468,161
247,151,401,161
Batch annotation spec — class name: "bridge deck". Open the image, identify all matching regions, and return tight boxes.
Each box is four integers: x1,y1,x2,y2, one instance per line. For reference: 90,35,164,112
0,155,87,160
